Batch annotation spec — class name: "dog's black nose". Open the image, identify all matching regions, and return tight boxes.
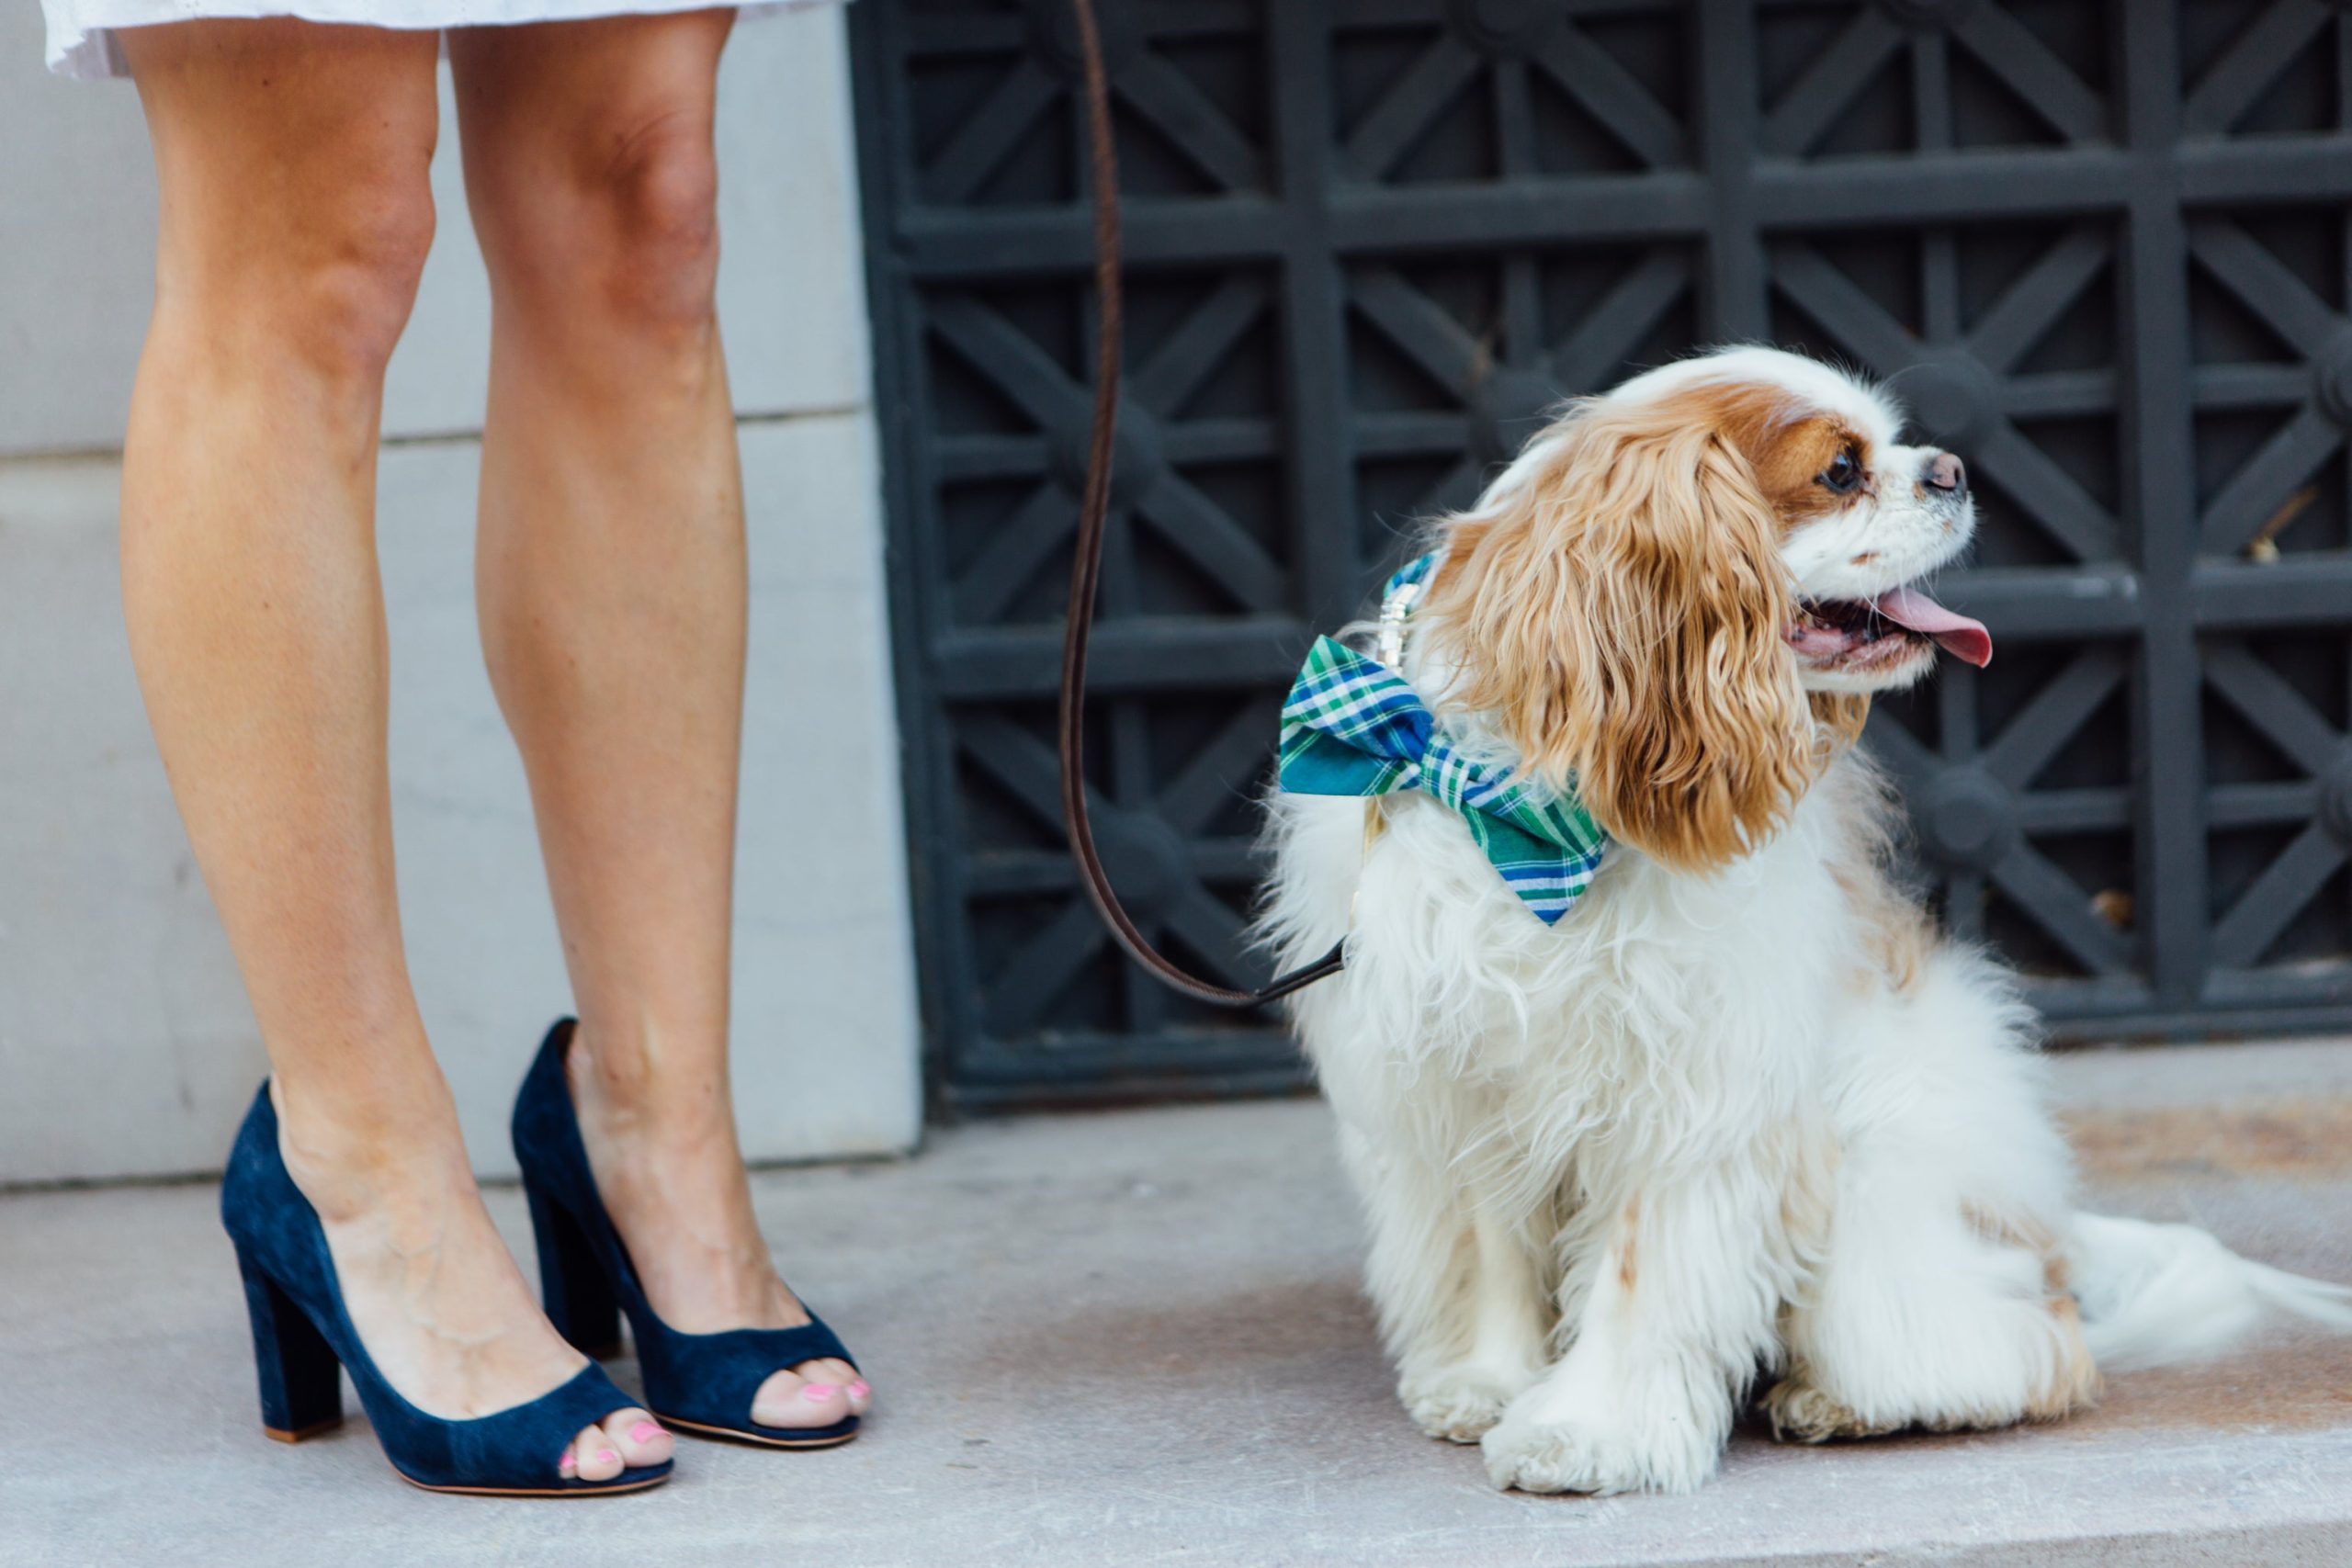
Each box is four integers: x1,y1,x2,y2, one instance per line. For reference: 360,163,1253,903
1925,451,1967,495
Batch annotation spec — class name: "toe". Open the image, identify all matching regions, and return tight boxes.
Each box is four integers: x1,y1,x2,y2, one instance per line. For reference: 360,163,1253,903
606,1408,673,1470
751,1367,853,1430
807,1359,869,1415
571,1423,624,1483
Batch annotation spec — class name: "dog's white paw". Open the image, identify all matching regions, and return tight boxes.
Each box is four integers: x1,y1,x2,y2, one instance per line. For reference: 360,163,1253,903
1400,1366,1532,1444
1762,1380,1901,1445
1479,1406,1715,1495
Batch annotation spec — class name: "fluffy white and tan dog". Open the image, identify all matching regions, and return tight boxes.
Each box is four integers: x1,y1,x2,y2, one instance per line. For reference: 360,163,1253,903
1259,345,2352,1495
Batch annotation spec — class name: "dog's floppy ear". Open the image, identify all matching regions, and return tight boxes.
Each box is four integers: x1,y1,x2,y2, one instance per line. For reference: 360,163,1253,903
1424,392,1813,872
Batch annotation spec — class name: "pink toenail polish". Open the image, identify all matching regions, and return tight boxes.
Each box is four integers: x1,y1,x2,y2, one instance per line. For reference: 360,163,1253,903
801,1384,839,1403
848,1382,870,1399
629,1422,663,1443
595,1449,619,1465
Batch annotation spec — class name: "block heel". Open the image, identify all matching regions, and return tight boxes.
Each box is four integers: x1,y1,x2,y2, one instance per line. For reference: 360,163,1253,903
219,1083,672,1496
525,1179,624,1360
513,1018,864,1450
236,1247,345,1442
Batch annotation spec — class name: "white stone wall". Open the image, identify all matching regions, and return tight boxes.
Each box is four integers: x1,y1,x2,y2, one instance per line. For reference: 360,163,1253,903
0,5,922,1185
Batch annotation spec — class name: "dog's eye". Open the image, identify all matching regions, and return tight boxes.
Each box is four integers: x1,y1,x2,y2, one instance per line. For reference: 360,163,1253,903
1819,446,1862,495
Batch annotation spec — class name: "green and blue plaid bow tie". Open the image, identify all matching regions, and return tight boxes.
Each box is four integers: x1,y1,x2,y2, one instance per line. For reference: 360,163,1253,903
1277,569,1608,925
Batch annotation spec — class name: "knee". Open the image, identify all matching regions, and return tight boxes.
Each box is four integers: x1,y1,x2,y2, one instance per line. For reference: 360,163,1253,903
277,174,436,382
603,119,720,329
550,116,721,333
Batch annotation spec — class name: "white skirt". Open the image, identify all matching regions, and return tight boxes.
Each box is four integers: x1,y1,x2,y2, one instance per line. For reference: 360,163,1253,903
44,0,842,81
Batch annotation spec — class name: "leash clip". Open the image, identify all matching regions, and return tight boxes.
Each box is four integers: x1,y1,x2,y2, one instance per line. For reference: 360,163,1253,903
1376,581,1420,671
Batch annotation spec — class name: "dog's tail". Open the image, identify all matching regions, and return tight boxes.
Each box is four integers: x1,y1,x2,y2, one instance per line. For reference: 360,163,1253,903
2067,1211,2352,1371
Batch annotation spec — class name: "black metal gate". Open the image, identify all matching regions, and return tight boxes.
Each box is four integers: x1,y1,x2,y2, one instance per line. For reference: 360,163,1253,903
849,0,2352,1111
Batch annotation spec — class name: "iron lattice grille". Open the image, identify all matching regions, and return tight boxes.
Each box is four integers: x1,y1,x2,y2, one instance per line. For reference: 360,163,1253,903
849,0,2352,1110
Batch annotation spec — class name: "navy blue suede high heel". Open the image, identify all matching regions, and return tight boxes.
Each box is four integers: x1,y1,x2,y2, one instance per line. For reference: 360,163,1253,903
220,1084,673,1496
513,1018,862,1450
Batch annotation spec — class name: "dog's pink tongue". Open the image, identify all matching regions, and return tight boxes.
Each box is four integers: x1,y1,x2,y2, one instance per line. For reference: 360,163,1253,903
1876,586,1993,668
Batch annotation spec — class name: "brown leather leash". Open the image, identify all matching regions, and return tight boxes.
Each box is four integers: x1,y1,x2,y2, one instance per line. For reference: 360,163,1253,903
1056,0,1346,1008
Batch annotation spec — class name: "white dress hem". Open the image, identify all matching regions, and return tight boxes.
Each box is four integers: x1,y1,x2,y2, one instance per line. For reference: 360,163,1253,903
44,0,840,81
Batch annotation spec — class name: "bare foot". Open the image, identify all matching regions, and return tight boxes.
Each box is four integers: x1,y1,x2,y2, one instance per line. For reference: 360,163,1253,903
566,1028,868,1431
275,1080,674,1481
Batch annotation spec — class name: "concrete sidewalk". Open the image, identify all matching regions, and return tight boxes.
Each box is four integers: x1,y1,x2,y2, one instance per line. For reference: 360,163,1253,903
6,1042,2352,1567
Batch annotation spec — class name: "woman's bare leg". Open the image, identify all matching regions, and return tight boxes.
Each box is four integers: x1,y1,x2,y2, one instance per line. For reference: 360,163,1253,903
451,10,865,1430
118,17,668,1480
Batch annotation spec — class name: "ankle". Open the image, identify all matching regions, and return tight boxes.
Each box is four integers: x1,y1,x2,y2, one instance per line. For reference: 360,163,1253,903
273,1075,472,1224
568,1018,735,1143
